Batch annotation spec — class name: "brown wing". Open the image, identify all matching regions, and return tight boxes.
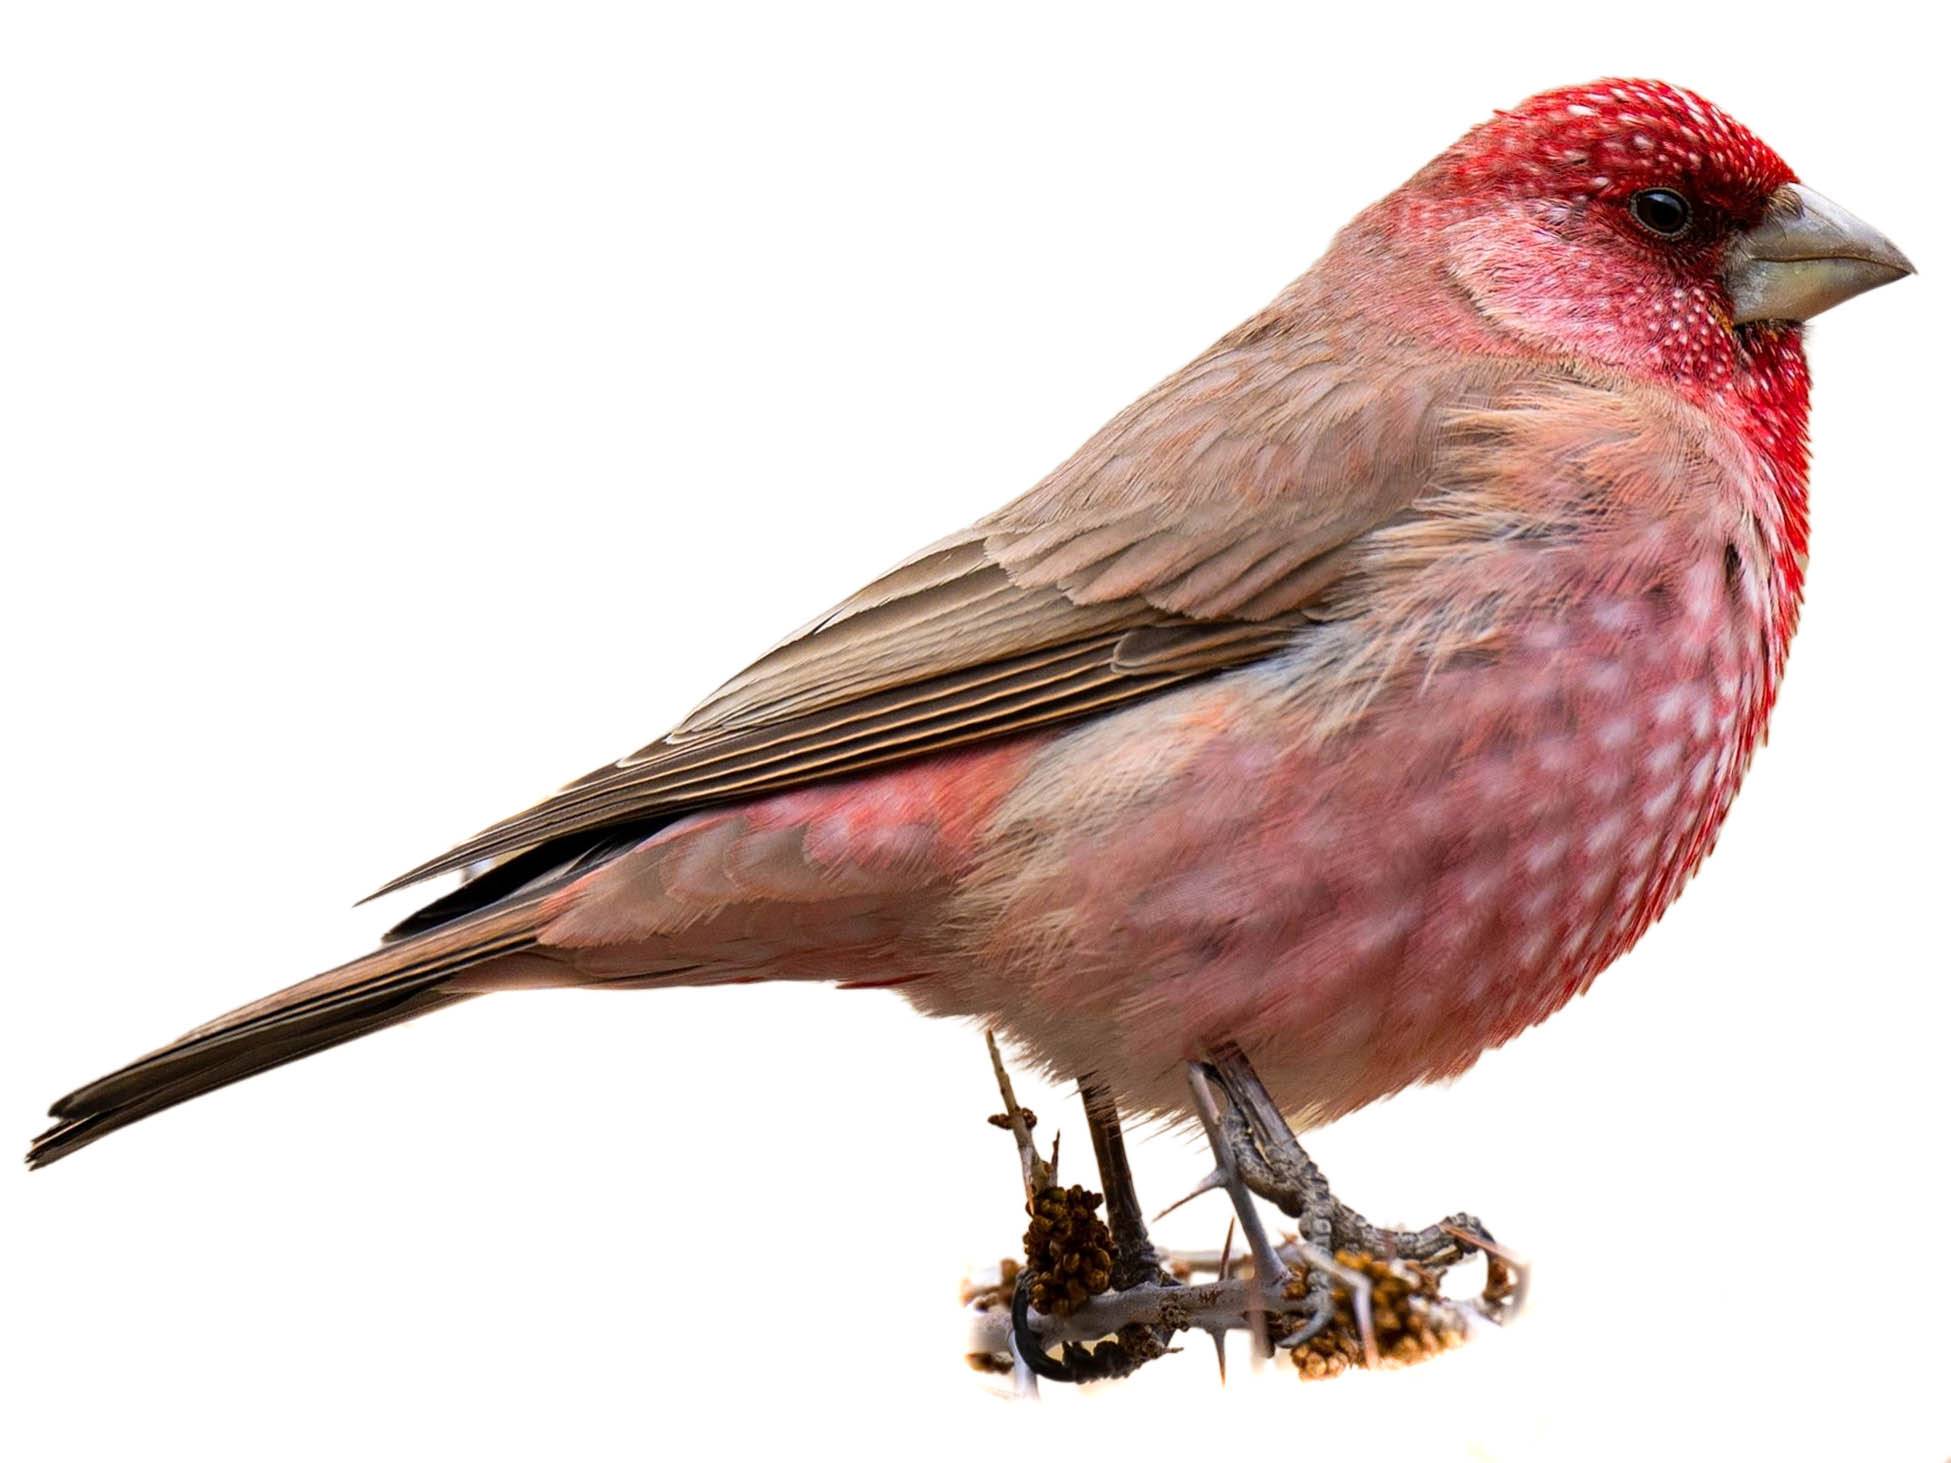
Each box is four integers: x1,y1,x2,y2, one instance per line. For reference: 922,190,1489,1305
373,302,1513,900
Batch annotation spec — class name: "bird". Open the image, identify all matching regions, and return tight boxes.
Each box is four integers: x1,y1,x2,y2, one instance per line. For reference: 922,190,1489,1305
30,81,1911,1329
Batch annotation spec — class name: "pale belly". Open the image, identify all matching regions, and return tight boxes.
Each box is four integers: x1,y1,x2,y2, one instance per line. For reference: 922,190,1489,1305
916,551,1773,1125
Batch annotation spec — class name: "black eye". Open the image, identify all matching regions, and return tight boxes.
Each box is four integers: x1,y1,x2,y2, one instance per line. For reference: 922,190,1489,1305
1630,187,1692,238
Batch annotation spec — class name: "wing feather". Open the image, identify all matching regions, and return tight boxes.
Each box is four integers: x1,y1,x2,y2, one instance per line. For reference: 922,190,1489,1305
373,295,1521,900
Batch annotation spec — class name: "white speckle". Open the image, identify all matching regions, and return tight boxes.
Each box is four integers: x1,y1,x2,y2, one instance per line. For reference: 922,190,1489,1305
1586,763,1629,800
1592,600,1637,632
1524,833,1571,876
1355,907,1416,955
1652,685,1695,724
1643,783,1681,821
1644,740,1683,776
1524,622,1570,652
1534,737,1579,774
1583,812,1628,857
1589,661,1630,697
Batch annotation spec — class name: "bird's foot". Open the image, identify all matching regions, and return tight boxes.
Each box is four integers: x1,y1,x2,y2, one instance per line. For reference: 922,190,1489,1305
964,1036,1524,1389
1184,1045,1527,1377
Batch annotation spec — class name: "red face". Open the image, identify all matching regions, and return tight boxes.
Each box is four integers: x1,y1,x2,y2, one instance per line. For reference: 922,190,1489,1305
1412,80,1801,390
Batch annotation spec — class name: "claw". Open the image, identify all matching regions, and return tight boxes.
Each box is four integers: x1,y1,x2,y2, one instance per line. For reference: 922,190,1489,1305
1440,1221,1531,1319
1272,1285,1337,1349
1299,1243,1381,1370
1009,1268,1078,1384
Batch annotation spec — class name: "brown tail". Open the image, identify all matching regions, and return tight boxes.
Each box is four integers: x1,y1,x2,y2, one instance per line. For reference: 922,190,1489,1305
27,899,542,1169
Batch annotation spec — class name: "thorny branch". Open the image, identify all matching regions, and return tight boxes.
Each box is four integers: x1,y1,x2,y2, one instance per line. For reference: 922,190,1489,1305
966,1035,1526,1388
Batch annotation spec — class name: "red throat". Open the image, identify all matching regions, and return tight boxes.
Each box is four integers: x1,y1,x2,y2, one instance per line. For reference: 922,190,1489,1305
1729,322,1813,722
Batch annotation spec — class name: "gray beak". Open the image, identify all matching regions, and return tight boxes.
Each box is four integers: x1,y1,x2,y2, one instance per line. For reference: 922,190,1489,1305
1724,183,1914,324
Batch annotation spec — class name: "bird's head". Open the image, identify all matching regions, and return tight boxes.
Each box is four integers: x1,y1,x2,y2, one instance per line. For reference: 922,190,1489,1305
1385,79,1912,391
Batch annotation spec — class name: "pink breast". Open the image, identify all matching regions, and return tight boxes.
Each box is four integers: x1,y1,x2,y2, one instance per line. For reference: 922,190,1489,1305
955,544,1776,1125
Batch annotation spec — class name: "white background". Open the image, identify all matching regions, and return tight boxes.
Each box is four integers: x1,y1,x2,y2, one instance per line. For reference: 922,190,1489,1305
4,4,1943,1458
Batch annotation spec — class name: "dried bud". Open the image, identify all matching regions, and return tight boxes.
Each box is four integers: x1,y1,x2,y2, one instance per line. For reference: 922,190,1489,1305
1285,1249,1468,1380
1021,1184,1117,1317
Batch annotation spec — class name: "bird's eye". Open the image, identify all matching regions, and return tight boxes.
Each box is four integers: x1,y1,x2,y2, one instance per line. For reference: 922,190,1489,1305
1629,188,1693,238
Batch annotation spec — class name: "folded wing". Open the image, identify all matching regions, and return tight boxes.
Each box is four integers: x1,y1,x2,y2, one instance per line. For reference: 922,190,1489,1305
375,307,1515,902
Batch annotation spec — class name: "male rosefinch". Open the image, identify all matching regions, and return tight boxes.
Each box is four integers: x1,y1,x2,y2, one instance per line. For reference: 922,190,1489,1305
30,81,1910,1345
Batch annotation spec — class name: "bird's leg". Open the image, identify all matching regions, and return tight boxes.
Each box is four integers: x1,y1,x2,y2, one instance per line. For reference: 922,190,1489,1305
1193,1044,1526,1369
1208,1045,1520,1285
976,1040,1520,1385
1079,1079,1170,1291
1184,1058,1336,1355
986,1041,1181,1385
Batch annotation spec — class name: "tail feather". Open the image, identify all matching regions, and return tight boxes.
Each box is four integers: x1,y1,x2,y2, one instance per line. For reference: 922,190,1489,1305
27,990,474,1168
29,897,543,1169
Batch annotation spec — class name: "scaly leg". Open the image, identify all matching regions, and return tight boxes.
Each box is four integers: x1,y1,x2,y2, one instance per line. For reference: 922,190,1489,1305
1192,1044,1525,1369
1079,1079,1169,1291
977,1038,1520,1386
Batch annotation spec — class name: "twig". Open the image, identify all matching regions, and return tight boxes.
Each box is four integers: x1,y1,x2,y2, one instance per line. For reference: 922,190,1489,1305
986,1029,1051,1195
966,1266,1504,1357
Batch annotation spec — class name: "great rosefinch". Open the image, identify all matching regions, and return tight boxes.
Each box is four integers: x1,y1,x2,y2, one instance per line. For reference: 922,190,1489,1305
30,79,1910,1204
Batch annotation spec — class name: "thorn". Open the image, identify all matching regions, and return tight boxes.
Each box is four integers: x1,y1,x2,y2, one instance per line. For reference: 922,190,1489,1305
1151,1168,1226,1222
1218,1216,1237,1279
1185,1062,1290,1291
1210,1327,1227,1385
